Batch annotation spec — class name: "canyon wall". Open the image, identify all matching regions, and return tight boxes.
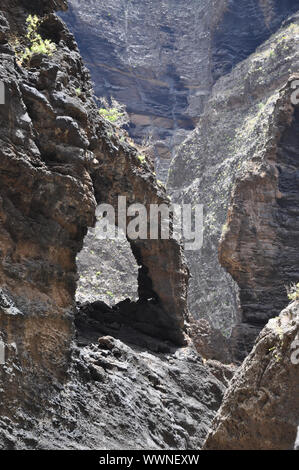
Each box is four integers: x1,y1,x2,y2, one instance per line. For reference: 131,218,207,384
169,12,299,360
60,0,299,180
60,0,299,362
0,0,299,450
60,0,213,181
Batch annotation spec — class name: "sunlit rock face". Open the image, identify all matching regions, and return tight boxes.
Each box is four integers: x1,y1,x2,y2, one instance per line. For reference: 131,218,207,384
169,16,299,361
76,223,138,306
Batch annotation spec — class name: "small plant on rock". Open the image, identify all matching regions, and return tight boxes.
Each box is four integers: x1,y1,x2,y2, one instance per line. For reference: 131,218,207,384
15,15,56,65
98,97,129,127
287,283,299,302
137,154,145,163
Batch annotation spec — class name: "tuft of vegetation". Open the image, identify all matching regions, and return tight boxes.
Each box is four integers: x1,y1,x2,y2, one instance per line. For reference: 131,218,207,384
97,97,154,167
98,97,129,127
137,154,145,163
14,15,56,65
287,282,299,302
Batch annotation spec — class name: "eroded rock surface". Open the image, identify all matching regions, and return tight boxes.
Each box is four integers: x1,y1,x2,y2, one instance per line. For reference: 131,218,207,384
0,302,226,450
0,0,204,449
60,0,299,180
59,1,299,361
204,301,299,450
169,15,299,361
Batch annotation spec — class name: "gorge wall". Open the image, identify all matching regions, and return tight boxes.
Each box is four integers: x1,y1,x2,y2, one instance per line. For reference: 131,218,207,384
0,0,299,451
60,0,299,181
204,300,299,450
60,0,299,362
169,12,299,361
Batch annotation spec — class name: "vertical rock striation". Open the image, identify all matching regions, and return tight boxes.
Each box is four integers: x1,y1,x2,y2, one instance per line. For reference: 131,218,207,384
169,14,299,361
60,0,214,181
60,0,299,180
204,301,299,450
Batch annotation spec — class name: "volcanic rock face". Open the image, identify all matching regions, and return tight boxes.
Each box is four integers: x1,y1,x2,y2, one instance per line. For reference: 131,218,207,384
1,0,299,451
211,0,299,80
60,0,299,180
0,0,221,449
59,0,299,361
204,301,299,450
60,0,212,181
0,301,226,449
169,15,299,361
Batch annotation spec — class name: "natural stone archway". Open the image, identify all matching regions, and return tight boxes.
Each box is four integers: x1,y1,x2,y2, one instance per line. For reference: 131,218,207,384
0,1,189,430
90,133,190,345
0,2,232,451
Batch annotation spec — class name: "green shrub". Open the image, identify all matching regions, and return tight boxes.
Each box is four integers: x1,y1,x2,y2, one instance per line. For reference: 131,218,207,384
99,107,123,123
137,154,145,163
98,97,129,127
16,15,56,64
287,282,299,301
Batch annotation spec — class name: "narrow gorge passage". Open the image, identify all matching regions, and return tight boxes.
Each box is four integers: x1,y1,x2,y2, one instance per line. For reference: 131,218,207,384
1,0,299,456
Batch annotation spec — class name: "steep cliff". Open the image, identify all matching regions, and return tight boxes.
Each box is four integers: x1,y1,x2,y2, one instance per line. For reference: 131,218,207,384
0,0,227,449
60,0,299,181
1,0,299,451
60,0,212,181
169,13,299,361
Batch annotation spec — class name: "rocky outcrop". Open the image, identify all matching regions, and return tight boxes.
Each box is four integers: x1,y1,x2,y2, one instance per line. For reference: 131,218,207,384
57,1,299,361
169,14,299,361
220,75,299,360
204,301,299,450
1,0,299,451
0,301,226,449
60,0,299,180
